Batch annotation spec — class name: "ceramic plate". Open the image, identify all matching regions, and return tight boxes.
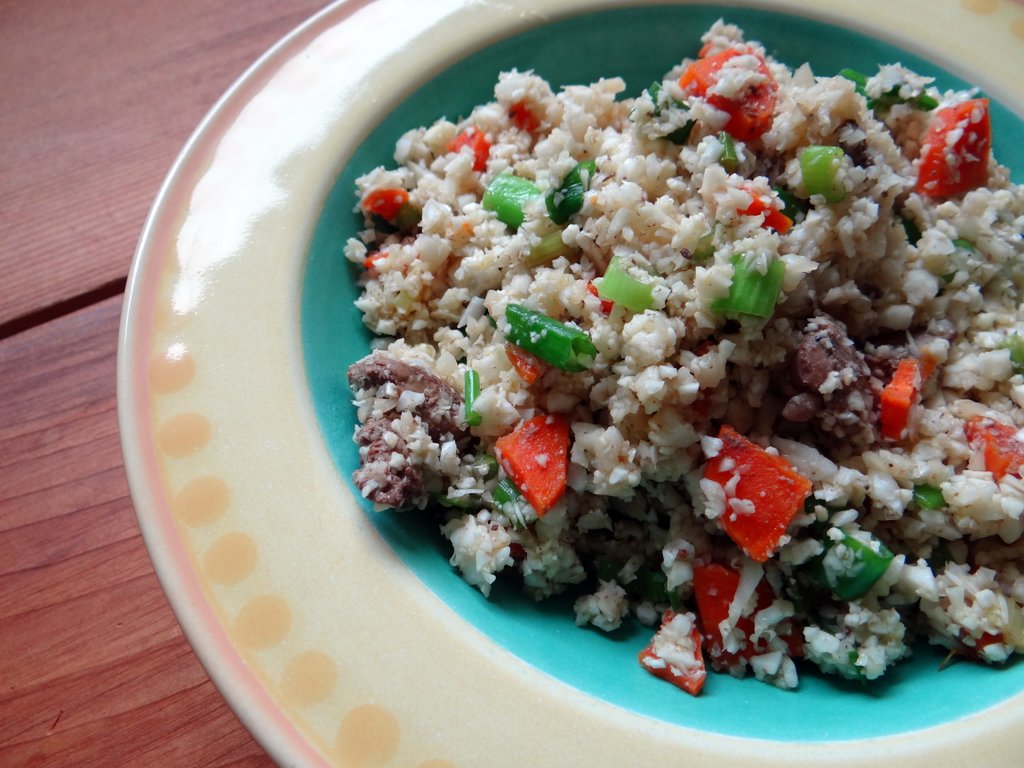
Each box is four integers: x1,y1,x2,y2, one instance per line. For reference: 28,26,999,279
118,1,1024,765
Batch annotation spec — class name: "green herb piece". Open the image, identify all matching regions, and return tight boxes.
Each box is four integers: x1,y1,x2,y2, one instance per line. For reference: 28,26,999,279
646,81,695,144
912,484,946,510
719,131,739,172
483,174,540,229
901,215,922,245
711,253,785,319
1002,334,1024,375
504,304,597,372
692,226,716,262
463,369,482,427
773,185,810,222
799,145,847,203
597,255,656,313
546,160,597,225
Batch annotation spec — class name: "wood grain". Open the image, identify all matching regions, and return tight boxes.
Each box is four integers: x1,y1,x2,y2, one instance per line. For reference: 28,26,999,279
0,0,329,333
0,297,274,767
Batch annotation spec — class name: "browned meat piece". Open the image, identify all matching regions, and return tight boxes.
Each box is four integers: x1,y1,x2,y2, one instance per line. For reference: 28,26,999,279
352,417,424,508
783,315,879,443
781,392,822,423
347,353,464,440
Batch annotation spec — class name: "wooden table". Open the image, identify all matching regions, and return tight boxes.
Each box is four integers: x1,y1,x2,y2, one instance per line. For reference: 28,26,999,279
0,2,329,764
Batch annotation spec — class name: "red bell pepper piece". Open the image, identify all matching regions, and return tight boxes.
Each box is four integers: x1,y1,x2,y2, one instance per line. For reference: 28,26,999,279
702,425,812,562
495,414,570,515
679,47,778,142
880,358,922,440
916,98,990,197
738,185,792,234
361,188,409,221
509,100,540,133
638,610,707,695
965,416,1024,481
448,127,491,172
505,343,547,385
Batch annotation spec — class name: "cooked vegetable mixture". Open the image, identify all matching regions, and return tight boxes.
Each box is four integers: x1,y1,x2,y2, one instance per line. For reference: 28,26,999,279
344,21,1024,694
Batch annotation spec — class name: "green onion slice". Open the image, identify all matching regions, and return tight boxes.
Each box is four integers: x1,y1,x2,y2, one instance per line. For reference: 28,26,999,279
483,174,541,229
711,253,785,319
504,304,597,372
597,255,656,313
799,145,847,203
1002,334,1024,375
463,369,482,426
527,230,572,267
546,160,597,225
912,484,946,510
812,530,895,601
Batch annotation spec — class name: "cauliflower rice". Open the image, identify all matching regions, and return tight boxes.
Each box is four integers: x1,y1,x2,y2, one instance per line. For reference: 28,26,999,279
343,21,1024,694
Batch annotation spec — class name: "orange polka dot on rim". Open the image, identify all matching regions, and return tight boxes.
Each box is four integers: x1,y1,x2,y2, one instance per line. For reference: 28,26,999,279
173,475,230,527
960,0,998,13
234,594,292,650
336,704,400,768
148,345,196,393
1012,15,1024,38
158,412,211,457
203,532,258,585
281,650,339,707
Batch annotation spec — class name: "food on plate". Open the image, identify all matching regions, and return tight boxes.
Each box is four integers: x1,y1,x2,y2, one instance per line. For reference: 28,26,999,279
343,20,1024,694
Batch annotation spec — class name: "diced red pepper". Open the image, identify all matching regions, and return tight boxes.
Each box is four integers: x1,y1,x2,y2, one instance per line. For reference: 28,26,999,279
965,416,1024,481
362,250,386,270
447,127,491,172
505,343,547,385
679,47,778,142
586,281,613,314
880,358,921,440
916,98,990,197
638,611,707,695
702,425,812,562
692,562,801,670
361,188,409,221
495,414,570,515
509,100,540,133
738,185,792,234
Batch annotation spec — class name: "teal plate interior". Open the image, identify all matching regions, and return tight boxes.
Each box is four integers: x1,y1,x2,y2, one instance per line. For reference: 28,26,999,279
302,4,1024,743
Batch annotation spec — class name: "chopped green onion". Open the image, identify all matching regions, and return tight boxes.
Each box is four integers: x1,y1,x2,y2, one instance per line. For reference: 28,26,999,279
901,215,922,245
492,477,532,528
912,484,946,510
812,530,895,601
953,237,976,252
546,160,597,225
504,304,597,372
432,492,475,509
718,131,739,172
394,202,422,231
839,68,869,97
493,477,521,506
646,81,695,144
597,255,656,313
527,230,572,266
839,68,937,112
799,145,847,203
711,253,785,319
1002,334,1024,375
773,185,809,222
483,174,540,229
472,453,500,480
463,369,482,426
692,226,716,262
